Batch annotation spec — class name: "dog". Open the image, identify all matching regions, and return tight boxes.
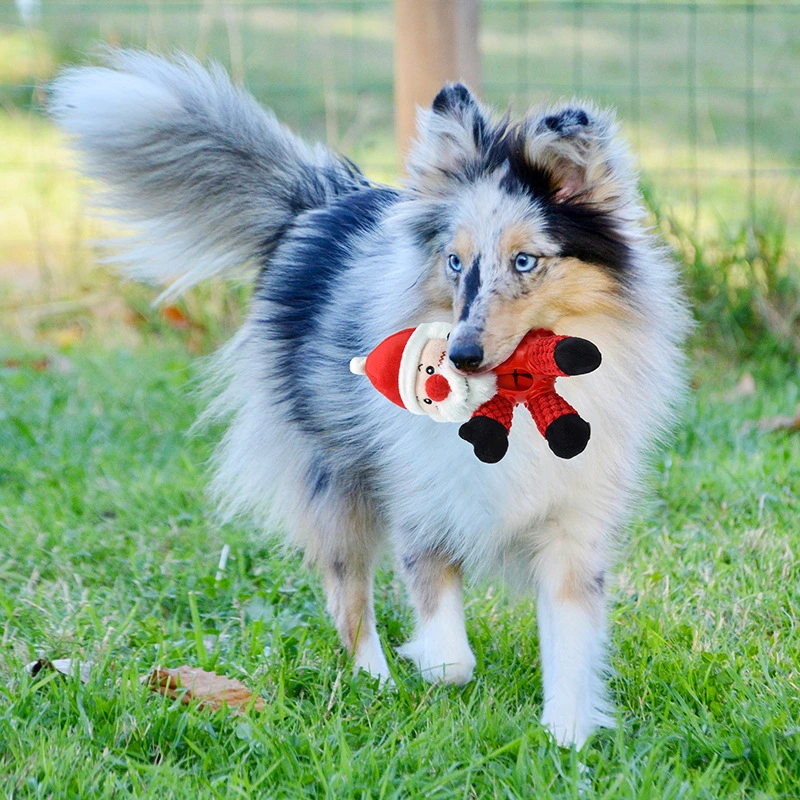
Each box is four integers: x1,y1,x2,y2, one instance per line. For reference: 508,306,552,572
50,51,689,748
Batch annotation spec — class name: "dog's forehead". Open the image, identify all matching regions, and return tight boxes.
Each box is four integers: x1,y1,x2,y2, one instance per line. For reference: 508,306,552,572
450,178,558,257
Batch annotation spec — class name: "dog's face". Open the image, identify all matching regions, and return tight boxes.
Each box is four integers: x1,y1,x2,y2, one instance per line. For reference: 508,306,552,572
405,85,638,373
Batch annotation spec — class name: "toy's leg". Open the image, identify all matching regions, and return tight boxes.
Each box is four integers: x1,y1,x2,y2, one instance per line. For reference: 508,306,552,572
459,394,515,463
525,390,590,459
316,508,389,681
526,335,601,377
534,513,613,748
397,551,476,685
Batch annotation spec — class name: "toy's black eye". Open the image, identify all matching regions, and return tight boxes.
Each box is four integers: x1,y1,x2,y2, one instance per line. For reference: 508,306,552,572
514,253,538,273
424,398,432,404
426,366,435,375
448,253,462,273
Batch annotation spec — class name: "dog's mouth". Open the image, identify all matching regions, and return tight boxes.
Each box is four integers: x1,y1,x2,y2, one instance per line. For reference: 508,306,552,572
448,339,523,377
449,363,493,378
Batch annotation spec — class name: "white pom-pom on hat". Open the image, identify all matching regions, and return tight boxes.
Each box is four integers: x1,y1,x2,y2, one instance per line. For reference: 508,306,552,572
349,357,367,375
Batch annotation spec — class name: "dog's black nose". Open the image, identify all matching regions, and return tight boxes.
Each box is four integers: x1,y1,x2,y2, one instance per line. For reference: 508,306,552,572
449,342,484,373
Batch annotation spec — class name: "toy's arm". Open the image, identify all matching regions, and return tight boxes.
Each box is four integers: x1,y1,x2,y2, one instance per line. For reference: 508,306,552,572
524,332,601,377
525,388,590,459
458,394,515,464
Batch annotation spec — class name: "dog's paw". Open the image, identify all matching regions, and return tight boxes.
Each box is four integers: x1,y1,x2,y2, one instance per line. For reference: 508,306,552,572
397,636,476,686
353,629,392,684
540,713,592,750
540,682,615,748
540,698,612,749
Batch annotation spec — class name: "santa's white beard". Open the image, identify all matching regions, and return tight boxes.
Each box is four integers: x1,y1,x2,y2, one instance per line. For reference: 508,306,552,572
427,364,497,423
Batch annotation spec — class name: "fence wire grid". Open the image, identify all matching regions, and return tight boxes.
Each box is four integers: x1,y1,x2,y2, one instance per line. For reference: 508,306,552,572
1,0,799,285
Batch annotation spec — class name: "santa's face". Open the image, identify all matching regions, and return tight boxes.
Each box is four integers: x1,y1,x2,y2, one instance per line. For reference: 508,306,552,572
414,337,496,422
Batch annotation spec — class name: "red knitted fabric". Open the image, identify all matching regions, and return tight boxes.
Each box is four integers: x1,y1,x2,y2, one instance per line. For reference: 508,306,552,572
525,389,578,437
523,331,569,377
473,394,515,432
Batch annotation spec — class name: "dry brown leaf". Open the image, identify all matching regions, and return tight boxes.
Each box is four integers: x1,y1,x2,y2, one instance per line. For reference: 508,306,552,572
759,407,800,433
161,305,191,330
3,356,73,373
145,666,265,713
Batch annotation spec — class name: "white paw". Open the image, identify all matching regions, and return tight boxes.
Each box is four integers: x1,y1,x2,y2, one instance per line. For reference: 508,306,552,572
397,634,476,686
353,628,392,683
540,702,593,750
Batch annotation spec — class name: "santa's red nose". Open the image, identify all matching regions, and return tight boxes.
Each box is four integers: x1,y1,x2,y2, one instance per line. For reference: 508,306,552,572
425,373,451,402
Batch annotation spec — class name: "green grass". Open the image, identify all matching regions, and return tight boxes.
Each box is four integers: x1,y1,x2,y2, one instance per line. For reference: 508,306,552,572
1,334,799,798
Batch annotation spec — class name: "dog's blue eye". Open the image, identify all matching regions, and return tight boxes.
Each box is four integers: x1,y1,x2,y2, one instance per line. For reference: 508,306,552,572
448,253,462,273
514,253,538,273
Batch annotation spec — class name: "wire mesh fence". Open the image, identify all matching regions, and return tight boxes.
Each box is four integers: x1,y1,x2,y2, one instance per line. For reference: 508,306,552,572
1,0,798,293
482,1,800,235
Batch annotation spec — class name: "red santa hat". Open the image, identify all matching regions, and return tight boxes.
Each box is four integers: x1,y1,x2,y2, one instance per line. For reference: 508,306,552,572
349,322,452,415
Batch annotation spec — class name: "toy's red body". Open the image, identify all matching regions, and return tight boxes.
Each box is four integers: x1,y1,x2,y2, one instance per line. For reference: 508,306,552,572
474,329,581,438
457,328,600,462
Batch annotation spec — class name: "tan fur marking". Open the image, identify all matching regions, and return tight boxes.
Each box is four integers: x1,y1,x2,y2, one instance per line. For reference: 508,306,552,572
479,259,634,367
555,565,606,613
321,562,371,652
421,266,455,314
535,260,631,318
499,223,539,263
556,564,590,605
451,228,475,263
403,554,463,621
419,229,476,313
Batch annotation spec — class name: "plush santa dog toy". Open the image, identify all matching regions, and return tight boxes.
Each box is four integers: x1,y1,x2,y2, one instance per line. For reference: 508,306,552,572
349,323,601,463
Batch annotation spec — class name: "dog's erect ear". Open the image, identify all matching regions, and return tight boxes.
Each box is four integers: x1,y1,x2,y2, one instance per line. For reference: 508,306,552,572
430,83,476,117
515,103,635,210
405,83,498,194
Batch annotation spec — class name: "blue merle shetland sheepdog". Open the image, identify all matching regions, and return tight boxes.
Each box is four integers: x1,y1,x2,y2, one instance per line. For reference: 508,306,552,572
51,51,689,748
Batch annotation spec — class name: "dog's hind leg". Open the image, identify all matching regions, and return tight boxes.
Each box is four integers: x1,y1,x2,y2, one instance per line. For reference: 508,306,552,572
533,511,615,749
311,503,390,682
397,551,476,686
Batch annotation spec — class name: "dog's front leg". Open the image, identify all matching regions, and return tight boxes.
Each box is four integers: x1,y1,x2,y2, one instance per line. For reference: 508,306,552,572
318,542,390,682
397,550,476,685
534,516,614,749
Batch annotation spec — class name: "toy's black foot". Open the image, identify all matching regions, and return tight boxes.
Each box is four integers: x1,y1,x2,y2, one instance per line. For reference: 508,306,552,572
545,414,591,458
553,337,601,375
459,416,509,464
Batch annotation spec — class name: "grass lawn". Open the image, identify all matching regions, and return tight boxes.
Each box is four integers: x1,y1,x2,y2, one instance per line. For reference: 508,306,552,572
0,332,799,798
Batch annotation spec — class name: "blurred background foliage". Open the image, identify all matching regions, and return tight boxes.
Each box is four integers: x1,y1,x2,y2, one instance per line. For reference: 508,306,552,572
0,0,798,360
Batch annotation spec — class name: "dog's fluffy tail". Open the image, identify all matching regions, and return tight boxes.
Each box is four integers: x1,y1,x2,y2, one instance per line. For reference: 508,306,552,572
49,50,367,300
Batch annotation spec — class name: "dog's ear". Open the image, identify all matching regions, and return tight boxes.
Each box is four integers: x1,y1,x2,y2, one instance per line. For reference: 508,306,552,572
405,83,497,194
515,104,635,210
